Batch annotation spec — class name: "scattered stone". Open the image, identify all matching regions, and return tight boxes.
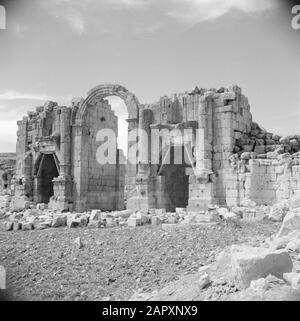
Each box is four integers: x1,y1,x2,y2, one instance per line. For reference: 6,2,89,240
105,217,117,228
155,209,166,215
79,215,88,227
241,152,251,160
167,216,177,224
52,214,67,228
1,221,13,231
127,217,141,227
175,208,186,215
88,220,101,229
271,230,300,250
242,209,265,222
217,208,229,218
136,212,149,224
67,214,81,228
36,203,47,211
21,222,33,231
277,209,300,238
229,245,293,289
23,209,38,217
283,272,300,290
74,237,83,249
198,273,211,290
151,216,162,226
268,202,289,222
288,195,300,210
13,221,21,231
90,210,101,221
249,274,285,291
286,238,300,252
35,221,51,230
207,208,220,221
110,210,133,219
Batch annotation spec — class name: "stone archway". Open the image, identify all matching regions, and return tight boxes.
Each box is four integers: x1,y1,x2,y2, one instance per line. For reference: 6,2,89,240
72,84,140,212
75,84,139,123
34,153,60,204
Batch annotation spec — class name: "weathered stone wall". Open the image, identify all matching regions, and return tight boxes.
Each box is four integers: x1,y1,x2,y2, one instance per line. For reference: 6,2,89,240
75,99,125,210
226,152,300,207
0,153,16,195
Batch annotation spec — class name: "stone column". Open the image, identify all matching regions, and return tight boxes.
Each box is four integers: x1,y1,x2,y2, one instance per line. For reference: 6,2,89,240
127,108,154,212
50,107,73,211
125,117,138,205
71,122,89,212
187,93,216,212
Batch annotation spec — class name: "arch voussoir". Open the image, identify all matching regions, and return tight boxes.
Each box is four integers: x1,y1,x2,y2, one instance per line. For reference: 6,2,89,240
76,84,139,123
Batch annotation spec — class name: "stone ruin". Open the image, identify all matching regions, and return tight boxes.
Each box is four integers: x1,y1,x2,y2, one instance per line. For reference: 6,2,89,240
4,84,300,214
0,153,16,194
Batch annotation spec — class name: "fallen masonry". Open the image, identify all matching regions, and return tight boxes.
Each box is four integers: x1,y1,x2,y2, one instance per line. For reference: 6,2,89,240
1,194,300,233
129,200,300,301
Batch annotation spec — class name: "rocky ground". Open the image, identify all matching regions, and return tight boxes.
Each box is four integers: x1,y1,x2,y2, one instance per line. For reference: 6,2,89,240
0,219,278,301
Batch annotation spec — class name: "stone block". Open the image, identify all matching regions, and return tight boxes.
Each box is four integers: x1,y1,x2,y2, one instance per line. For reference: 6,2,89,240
151,216,162,225
79,215,88,227
136,212,149,224
13,221,21,231
155,208,166,215
127,217,142,227
87,220,101,229
268,202,289,222
289,195,300,209
90,209,102,221
105,217,117,228
283,272,300,291
22,222,33,231
36,203,47,211
35,221,52,230
52,214,67,228
277,209,300,238
229,245,293,289
1,221,13,231
67,215,81,228
242,210,265,222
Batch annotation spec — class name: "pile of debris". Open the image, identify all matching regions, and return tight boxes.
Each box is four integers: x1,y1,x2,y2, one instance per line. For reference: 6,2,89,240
233,121,300,161
1,194,299,233
130,200,300,301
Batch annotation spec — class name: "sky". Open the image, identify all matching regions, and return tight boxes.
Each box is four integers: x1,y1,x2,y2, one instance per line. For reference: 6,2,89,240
0,0,299,153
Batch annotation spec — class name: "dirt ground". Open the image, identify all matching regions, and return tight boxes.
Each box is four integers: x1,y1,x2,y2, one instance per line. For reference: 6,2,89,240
0,220,279,301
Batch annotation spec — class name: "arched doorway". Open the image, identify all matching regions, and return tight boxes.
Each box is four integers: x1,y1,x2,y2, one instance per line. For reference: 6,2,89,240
72,84,140,212
35,153,59,204
157,145,190,212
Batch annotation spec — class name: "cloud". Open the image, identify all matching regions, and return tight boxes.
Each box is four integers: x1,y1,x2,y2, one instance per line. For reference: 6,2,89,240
108,0,147,6
64,12,85,35
0,90,72,102
106,0,276,23
0,90,53,101
166,0,276,24
38,0,88,36
37,0,277,37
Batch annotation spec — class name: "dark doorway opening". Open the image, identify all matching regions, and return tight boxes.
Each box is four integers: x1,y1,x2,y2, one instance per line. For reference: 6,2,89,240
159,146,190,212
39,154,59,204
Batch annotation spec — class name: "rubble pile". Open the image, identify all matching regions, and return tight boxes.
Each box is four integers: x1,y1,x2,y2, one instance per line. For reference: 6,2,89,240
130,198,300,301
2,196,300,233
233,122,300,158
